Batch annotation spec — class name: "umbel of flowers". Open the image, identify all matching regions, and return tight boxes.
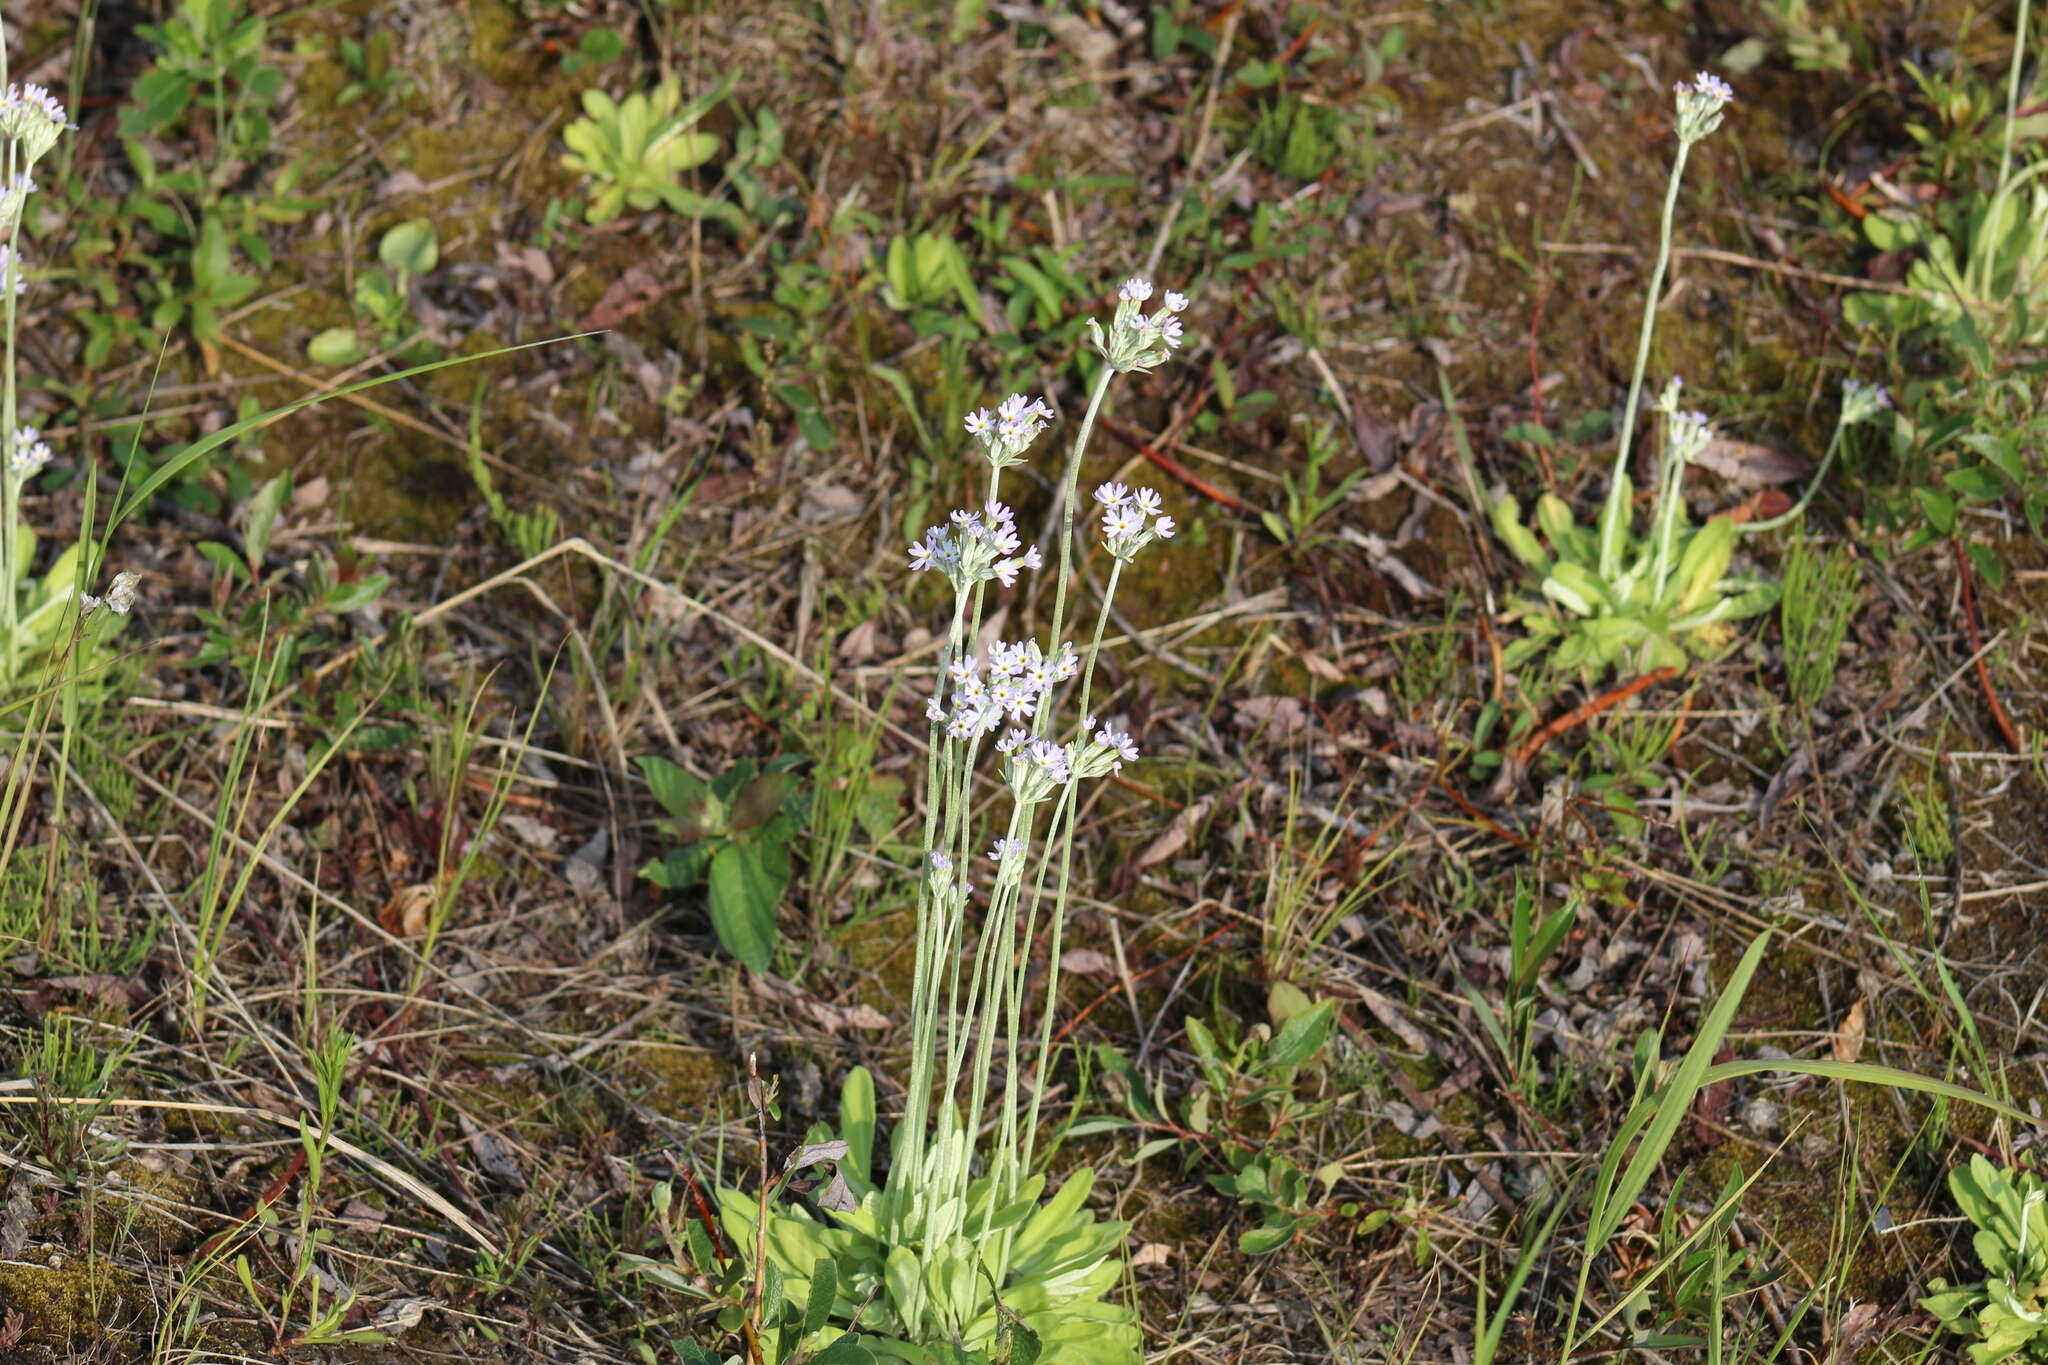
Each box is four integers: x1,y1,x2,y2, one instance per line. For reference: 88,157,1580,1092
719,280,1187,1364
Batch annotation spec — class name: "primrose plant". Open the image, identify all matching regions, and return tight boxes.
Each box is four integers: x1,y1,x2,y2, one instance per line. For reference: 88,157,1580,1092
0,75,134,686
711,280,1189,1365
560,72,734,225
1490,72,1846,681
1922,1154,2048,1363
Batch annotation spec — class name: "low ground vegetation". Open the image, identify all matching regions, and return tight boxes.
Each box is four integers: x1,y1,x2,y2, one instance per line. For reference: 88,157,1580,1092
0,2,2045,1363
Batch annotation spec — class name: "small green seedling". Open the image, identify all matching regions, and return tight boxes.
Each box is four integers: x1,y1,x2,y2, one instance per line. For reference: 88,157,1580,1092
121,0,284,173
560,73,736,224
879,229,983,332
334,31,406,106
192,475,390,671
307,219,440,366
1261,416,1365,549
1082,996,1340,1254
1923,1155,2048,1363
637,754,808,973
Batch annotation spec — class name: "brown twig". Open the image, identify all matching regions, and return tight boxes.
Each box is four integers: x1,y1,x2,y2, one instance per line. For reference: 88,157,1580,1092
195,1148,308,1262
1952,538,2023,754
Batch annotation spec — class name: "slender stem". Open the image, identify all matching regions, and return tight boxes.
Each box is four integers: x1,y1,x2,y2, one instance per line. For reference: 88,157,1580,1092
1019,561,1123,1179
1999,0,2032,190
1601,139,1693,581
1650,431,1685,600
1044,368,1115,666
1742,422,1845,534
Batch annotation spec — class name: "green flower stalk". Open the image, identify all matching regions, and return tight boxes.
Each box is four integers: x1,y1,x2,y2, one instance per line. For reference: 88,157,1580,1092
1600,71,1732,582
719,278,1189,1363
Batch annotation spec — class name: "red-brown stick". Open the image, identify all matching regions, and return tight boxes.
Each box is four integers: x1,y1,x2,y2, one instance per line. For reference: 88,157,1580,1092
1511,666,1681,768
1952,538,2023,754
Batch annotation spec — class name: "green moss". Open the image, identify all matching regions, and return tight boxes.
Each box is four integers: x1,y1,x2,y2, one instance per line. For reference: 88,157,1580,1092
0,1255,149,1355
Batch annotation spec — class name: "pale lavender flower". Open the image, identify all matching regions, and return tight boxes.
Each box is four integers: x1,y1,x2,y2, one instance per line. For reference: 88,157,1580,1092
1674,69,1733,143
1101,486,1175,561
966,393,1055,468
906,503,1042,590
1686,71,1734,104
0,244,25,297
0,83,70,162
1025,740,1072,784
1094,726,1140,767
1102,504,1145,540
0,172,34,228
1093,276,1191,373
8,425,49,476
988,836,1026,863
1841,378,1893,425
928,850,952,872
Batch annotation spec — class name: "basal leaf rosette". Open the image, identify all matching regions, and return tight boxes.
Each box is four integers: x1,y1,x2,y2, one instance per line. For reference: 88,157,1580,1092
719,1165,1139,1365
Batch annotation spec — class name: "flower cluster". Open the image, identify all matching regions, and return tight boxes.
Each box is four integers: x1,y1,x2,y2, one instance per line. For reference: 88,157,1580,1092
1666,408,1712,465
907,502,1043,591
1087,721,1140,773
7,425,48,477
926,638,1079,742
963,393,1055,469
1003,736,1074,804
1674,70,1733,144
0,82,69,164
1094,482,1175,561
1088,277,1189,373
1840,378,1892,426
987,836,1026,864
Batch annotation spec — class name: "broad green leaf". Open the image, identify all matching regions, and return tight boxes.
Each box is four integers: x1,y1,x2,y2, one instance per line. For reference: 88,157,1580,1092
802,1257,836,1336
1263,999,1335,1072
707,841,781,972
637,755,721,835
1943,465,2006,502
993,1308,1041,1365
839,1066,875,1180
1914,487,1957,533
307,326,364,366
1239,1223,1295,1255
379,218,439,274
730,769,800,833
